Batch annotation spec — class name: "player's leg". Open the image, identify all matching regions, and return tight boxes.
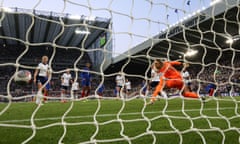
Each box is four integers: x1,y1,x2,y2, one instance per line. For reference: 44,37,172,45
43,82,50,103
85,81,91,97
116,86,120,98
185,80,192,92
165,79,198,99
43,88,48,103
209,88,214,96
141,85,147,96
36,82,43,105
61,87,66,102
182,91,199,98
66,86,70,101
114,87,118,97
85,86,90,97
160,91,168,98
144,82,150,96
36,76,46,105
61,87,64,101
181,83,199,98
125,89,128,97
81,80,87,97
73,90,78,99
184,84,191,92
97,91,103,99
119,86,125,99
81,86,85,97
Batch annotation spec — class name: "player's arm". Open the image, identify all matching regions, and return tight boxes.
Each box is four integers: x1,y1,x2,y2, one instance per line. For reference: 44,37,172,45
61,75,64,84
170,61,190,71
151,76,165,102
169,61,182,66
182,63,190,71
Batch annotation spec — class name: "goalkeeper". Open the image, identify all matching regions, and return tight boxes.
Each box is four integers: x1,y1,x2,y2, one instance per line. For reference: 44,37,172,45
148,59,199,104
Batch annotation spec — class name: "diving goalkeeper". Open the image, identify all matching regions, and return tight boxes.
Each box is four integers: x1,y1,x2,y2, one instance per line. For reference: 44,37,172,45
148,59,199,104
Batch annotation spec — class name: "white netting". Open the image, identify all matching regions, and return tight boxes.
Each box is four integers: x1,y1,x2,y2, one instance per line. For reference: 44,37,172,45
0,0,240,144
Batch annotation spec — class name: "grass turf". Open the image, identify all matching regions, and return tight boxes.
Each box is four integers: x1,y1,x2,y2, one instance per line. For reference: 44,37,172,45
0,97,240,144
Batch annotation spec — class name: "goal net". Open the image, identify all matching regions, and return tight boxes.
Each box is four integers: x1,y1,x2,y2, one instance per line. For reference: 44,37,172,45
0,0,240,143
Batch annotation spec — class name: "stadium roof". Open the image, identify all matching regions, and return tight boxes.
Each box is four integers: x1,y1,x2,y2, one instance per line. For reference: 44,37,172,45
106,0,240,75
0,7,111,48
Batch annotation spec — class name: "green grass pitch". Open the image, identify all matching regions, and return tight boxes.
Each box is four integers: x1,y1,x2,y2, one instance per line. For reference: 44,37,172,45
0,97,240,144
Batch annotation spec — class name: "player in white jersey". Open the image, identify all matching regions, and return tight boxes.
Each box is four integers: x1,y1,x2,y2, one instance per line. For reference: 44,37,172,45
71,79,79,99
182,63,192,92
61,69,72,102
33,55,50,105
125,79,131,96
115,72,125,98
150,69,161,88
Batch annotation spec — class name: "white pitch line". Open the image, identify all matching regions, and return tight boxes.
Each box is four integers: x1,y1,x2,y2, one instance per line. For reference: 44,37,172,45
0,107,235,123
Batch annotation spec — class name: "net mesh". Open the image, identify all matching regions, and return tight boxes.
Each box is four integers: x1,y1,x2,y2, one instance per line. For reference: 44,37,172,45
0,0,240,144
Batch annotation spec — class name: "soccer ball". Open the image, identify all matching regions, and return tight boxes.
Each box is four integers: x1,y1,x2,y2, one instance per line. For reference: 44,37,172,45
14,70,32,85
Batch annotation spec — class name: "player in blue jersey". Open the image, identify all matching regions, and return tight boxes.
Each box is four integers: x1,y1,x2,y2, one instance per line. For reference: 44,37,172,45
205,83,216,96
97,83,105,98
80,62,91,98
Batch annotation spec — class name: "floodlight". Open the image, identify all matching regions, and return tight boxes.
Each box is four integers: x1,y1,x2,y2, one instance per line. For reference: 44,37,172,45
226,38,233,44
69,15,81,20
184,49,198,57
0,7,14,13
75,30,90,34
75,28,90,34
226,35,240,44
